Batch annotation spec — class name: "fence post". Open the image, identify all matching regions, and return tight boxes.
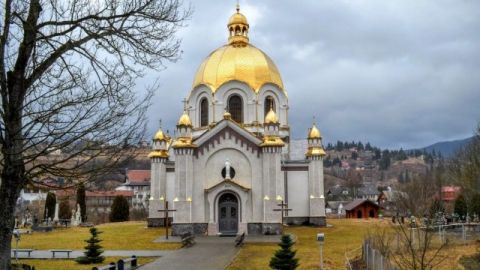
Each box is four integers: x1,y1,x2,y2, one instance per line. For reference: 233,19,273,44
131,255,137,267
108,262,116,270
117,259,124,270
366,243,369,269
380,253,384,270
372,249,375,270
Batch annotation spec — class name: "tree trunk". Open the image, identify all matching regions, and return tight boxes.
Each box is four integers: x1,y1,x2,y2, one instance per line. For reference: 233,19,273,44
0,79,27,270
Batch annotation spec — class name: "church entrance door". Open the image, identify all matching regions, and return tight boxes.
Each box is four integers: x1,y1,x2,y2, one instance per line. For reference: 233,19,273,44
218,193,238,235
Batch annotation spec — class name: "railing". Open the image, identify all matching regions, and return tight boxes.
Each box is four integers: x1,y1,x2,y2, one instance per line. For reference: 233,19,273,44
92,256,138,270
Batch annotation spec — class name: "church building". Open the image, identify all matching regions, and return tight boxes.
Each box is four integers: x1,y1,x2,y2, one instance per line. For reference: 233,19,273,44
148,6,327,236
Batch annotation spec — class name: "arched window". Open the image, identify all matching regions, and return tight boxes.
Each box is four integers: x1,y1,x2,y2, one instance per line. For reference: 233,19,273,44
228,95,243,123
264,96,276,118
200,98,209,127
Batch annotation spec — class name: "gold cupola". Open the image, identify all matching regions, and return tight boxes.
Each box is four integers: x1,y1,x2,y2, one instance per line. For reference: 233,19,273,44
192,5,284,94
172,110,195,149
228,4,249,46
261,107,284,147
264,108,279,125
306,122,326,158
149,126,170,159
177,111,192,127
307,124,321,139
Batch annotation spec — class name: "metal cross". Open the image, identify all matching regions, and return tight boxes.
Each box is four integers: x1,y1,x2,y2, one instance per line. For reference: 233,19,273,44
158,200,176,239
273,200,292,226
182,98,188,111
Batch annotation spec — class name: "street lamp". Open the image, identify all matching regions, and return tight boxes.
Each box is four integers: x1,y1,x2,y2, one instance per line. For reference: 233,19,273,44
317,233,325,270
13,229,21,263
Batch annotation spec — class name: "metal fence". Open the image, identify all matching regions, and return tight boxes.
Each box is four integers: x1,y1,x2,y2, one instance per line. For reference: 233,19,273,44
362,240,399,270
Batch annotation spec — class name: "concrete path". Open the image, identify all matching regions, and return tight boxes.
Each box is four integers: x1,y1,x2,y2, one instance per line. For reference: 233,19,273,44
11,250,171,259
140,235,282,270
139,237,240,270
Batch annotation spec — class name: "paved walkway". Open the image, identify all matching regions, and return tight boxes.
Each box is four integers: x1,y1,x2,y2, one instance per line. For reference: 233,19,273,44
139,237,239,270
140,235,282,270
11,250,171,259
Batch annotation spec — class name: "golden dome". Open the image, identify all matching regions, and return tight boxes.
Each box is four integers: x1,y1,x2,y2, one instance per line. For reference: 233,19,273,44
223,111,232,120
228,11,248,26
192,5,284,94
306,147,326,157
308,124,321,139
153,129,167,141
264,108,278,124
193,44,284,93
177,111,192,126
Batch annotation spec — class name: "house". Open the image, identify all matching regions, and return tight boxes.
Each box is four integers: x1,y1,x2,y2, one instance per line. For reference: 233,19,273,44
441,186,461,203
326,201,349,217
345,199,380,219
116,169,150,209
357,184,379,201
377,188,408,216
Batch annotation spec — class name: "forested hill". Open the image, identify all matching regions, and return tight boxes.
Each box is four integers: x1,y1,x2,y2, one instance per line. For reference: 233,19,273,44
415,136,474,158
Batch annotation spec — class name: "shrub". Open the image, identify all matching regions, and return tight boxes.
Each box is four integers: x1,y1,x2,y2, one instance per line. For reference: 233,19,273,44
110,195,130,222
77,182,87,222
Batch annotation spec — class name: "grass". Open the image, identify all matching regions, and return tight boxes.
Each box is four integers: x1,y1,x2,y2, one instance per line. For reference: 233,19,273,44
13,221,180,250
228,219,388,270
15,256,156,270
227,219,478,270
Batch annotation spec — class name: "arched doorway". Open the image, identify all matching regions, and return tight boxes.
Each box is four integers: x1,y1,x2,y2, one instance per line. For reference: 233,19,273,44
218,193,239,234
357,210,363,219
369,209,375,218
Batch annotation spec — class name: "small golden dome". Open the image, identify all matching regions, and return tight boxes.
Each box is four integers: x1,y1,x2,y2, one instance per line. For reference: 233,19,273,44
223,111,232,120
177,111,192,126
264,108,278,124
153,129,167,141
228,11,248,26
308,124,321,139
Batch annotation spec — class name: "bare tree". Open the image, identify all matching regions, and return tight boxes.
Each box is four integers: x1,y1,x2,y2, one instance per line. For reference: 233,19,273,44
0,0,190,268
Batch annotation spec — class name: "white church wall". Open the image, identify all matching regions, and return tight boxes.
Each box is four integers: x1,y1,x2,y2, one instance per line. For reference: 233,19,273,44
287,171,309,217
258,84,288,126
215,81,256,124
166,171,175,204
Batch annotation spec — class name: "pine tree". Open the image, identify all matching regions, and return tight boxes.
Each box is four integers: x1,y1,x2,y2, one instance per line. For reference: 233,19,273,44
44,192,56,220
110,195,130,222
454,194,468,219
269,234,299,270
76,227,105,264
77,182,87,222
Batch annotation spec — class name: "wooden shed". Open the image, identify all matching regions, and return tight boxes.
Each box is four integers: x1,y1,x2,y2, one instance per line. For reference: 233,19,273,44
345,199,380,219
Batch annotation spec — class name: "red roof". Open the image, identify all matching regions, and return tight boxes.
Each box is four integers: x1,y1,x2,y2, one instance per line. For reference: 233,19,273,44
127,170,150,183
86,190,133,197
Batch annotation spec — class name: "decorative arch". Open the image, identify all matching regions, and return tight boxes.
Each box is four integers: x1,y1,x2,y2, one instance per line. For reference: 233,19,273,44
200,97,209,127
228,94,243,123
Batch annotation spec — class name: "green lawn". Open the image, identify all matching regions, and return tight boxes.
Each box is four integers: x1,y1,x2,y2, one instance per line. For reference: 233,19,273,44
15,256,156,270
13,221,180,250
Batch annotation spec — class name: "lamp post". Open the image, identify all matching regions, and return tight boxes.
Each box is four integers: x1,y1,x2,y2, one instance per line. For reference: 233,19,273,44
13,229,21,263
317,233,325,270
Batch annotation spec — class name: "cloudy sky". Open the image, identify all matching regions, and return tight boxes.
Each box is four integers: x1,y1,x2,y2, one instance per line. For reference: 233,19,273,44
141,0,480,149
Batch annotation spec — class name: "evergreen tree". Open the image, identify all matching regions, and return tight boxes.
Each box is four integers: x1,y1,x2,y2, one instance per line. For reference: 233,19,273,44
397,148,407,160
358,142,364,151
365,142,372,151
44,192,56,220
76,227,105,264
77,182,87,222
429,199,445,217
454,194,468,219
351,152,358,160
269,234,299,270
469,193,480,218
110,195,130,222
59,198,71,220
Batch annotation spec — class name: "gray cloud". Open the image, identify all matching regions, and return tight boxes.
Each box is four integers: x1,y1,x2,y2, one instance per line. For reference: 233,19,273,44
140,0,480,149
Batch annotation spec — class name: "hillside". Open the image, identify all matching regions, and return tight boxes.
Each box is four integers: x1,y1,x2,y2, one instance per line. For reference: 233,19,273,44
416,136,473,157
